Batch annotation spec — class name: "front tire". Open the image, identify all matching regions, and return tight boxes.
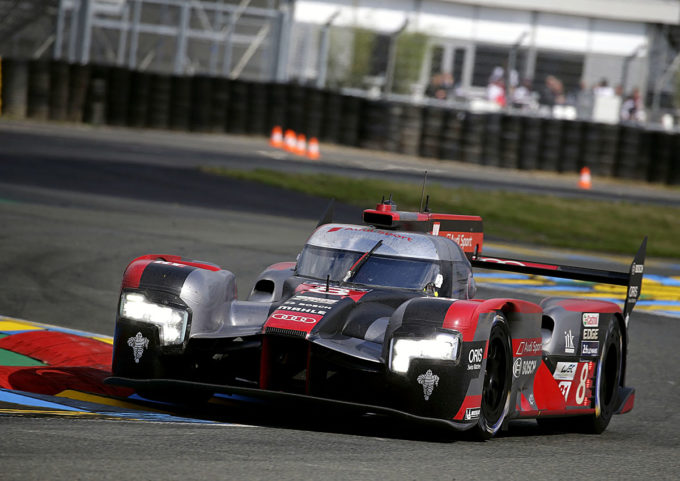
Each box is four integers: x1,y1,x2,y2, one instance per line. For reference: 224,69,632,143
473,314,512,440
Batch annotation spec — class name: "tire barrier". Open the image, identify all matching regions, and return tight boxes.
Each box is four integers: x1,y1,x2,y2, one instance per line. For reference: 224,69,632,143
286,83,306,134
247,81,269,136
462,112,485,165
519,116,542,170
646,130,673,184
482,113,502,167
561,120,584,173
107,66,131,126
190,75,213,132
359,99,391,151
49,60,69,121
385,102,403,153
169,75,192,131
616,125,643,180
5,59,680,185
27,60,50,120
320,90,342,144
1,58,28,118
399,104,422,156
420,106,444,159
303,86,324,140
597,124,618,177
226,79,249,134
500,114,521,169
440,109,464,161
210,77,230,133
539,118,563,172
67,63,89,123
338,95,362,147
147,73,171,129
84,64,108,125
127,71,151,128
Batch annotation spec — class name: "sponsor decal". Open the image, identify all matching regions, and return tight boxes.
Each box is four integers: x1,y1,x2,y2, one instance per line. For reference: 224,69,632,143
305,286,351,296
582,313,599,327
560,362,594,406
293,295,339,305
417,369,439,401
574,362,592,406
512,358,537,378
445,233,473,248
327,226,412,242
431,222,440,236
564,330,575,354
583,328,598,340
153,260,189,268
512,358,522,378
464,407,480,421
558,381,572,401
467,347,483,371
514,338,542,356
553,362,578,380
581,341,599,356
271,313,317,324
628,286,639,298
631,263,644,275
127,332,149,364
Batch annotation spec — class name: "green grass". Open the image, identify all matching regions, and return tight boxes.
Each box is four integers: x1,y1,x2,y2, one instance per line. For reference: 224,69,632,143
202,167,680,259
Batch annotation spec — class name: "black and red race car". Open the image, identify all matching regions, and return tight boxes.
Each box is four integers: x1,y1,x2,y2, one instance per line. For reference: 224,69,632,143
108,199,645,439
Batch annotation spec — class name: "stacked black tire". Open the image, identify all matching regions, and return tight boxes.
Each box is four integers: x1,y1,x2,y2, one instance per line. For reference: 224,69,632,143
3,57,680,185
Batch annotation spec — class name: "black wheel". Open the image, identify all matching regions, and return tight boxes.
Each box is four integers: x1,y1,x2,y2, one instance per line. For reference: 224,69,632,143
585,316,623,433
474,314,512,440
539,316,622,434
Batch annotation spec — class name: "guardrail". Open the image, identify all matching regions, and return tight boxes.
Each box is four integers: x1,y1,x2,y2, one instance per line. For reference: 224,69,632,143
1,58,678,185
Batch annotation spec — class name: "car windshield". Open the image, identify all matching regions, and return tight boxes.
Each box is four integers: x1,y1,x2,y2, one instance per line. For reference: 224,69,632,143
296,245,440,290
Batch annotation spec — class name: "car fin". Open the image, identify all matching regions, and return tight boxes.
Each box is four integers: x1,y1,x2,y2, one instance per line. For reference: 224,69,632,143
316,198,335,228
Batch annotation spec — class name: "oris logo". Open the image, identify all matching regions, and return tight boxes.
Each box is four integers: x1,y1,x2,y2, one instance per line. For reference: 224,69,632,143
271,313,317,324
469,348,483,364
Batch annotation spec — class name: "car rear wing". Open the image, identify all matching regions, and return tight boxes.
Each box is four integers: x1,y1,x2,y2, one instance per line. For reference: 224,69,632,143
471,237,647,322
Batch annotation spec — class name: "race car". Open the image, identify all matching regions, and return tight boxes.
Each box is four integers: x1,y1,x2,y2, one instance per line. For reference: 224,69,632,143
108,198,646,439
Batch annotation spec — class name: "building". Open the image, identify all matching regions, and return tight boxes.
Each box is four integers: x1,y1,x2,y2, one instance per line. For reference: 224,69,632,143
290,0,680,117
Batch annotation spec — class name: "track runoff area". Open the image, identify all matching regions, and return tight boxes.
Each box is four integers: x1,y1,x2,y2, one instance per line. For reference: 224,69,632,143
0,317,241,424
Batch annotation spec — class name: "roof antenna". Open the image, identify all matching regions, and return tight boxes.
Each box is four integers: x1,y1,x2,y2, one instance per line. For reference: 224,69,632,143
419,171,428,212
424,195,430,213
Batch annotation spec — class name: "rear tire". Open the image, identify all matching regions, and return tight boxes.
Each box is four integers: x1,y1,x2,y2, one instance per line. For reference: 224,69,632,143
473,314,512,440
585,316,623,433
539,316,622,434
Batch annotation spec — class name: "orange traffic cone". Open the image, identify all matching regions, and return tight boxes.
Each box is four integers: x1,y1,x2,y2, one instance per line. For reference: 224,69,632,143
579,167,592,190
270,126,283,148
283,129,297,153
307,137,320,160
295,134,307,156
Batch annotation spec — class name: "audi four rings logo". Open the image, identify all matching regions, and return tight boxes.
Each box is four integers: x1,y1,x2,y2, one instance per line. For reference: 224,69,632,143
272,313,318,324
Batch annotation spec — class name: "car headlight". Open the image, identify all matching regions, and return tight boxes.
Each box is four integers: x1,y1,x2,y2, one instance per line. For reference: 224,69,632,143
120,292,188,346
390,331,461,374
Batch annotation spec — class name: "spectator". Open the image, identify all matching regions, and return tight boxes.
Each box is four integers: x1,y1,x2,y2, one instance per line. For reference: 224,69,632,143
541,75,566,106
425,72,455,100
487,78,506,107
512,78,536,109
593,78,615,97
620,87,645,122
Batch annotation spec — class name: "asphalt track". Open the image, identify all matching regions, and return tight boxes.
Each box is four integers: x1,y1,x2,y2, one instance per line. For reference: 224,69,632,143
1,121,679,480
